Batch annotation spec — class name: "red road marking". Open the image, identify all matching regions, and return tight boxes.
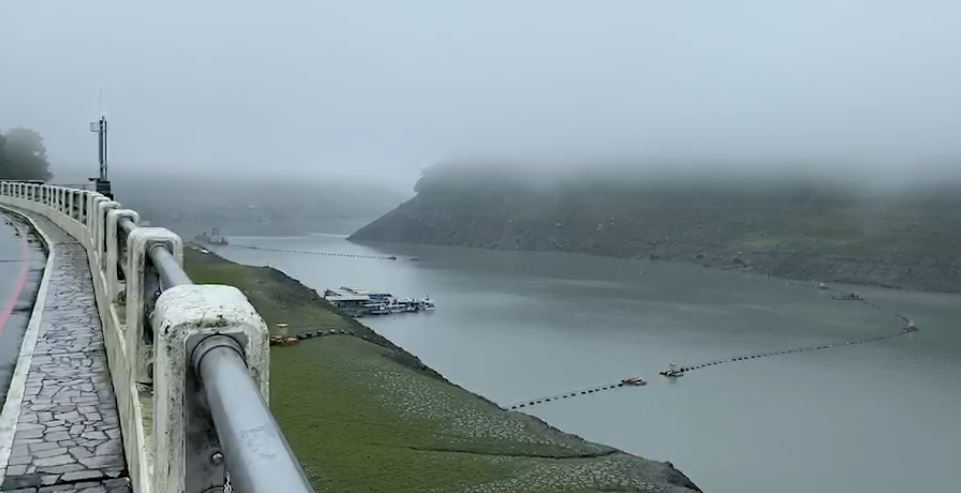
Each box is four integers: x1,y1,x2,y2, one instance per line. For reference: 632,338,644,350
0,226,32,336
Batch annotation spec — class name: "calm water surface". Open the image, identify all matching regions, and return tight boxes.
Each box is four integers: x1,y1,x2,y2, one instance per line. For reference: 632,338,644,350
218,232,961,493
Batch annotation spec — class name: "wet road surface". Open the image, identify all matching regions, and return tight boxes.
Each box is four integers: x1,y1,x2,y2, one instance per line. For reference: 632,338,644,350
0,211,45,406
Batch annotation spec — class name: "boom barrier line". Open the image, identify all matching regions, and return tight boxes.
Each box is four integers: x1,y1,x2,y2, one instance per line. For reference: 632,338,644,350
509,282,919,410
671,331,910,376
507,381,631,410
229,243,398,261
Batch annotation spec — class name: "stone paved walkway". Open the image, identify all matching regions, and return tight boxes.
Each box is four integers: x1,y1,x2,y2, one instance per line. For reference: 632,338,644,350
1,211,129,492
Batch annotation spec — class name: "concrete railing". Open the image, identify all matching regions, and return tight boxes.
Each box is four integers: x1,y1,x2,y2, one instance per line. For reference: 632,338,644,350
0,181,313,493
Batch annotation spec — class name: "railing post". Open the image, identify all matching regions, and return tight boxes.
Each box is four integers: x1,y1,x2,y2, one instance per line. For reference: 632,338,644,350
151,285,270,493
80,191,90,226
125,227,183,385
106,209,139,302
91,196,116,264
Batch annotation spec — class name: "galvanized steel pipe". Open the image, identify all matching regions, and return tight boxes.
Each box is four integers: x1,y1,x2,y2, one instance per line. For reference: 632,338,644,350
149,244,191,288
118,216,192,288
192,336,314,493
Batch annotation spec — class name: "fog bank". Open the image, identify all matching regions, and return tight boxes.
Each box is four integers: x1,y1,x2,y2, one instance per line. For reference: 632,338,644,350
2,0,959,189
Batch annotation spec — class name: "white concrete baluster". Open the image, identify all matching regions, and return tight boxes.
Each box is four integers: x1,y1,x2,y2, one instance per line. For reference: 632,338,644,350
124,227,183,385
151,285,269,493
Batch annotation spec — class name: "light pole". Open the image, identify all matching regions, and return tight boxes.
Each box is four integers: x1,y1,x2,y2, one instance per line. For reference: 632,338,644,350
88,116,113,198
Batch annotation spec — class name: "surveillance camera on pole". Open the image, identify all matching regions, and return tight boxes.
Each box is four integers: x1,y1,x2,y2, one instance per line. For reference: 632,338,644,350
89,115,113,198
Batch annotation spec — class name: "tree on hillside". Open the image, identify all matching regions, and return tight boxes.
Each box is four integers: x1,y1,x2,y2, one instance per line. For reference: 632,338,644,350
0,127,53,181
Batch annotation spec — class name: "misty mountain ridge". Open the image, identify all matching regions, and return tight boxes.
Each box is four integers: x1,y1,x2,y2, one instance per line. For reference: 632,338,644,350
352,162,961,293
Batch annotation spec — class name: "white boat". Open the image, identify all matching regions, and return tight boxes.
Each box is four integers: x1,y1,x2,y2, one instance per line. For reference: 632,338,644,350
370,307,390,315
621,376,647,386
419,297,435,311
330,287,436,315
659,362,684,377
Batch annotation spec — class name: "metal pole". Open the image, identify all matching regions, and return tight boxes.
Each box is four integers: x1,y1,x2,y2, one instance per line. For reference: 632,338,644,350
98,118,104,179
149,245,192,288
193,336,314,493
101,117,108,181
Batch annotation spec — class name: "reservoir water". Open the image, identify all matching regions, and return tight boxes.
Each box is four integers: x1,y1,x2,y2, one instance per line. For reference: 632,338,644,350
216,232,961,493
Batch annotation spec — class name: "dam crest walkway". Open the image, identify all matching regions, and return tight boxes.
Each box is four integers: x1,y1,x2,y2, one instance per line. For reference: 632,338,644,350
0,209,128,492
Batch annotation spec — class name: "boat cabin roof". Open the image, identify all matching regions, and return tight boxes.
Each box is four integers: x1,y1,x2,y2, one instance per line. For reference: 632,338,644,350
340,286,389,295
326,294,370,302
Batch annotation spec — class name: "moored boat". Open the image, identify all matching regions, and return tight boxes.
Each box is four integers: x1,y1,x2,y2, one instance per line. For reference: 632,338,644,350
326,287,436,315
659,363,684,377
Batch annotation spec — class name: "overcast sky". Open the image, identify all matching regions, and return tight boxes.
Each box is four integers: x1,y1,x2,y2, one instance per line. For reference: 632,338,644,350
1,0,959,186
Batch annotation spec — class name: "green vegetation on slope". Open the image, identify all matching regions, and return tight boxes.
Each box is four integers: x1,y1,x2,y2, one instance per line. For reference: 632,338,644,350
351,163,961,293
183,247,700,493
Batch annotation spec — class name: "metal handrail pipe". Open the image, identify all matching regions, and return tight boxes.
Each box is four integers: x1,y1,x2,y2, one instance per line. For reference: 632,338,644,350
118,216,137,235
118,216,192,289
149,244,192,288
192,335,314,493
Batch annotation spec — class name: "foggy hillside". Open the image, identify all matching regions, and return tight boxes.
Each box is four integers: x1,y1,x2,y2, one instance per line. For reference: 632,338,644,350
352,163,961,292
107,172,408,237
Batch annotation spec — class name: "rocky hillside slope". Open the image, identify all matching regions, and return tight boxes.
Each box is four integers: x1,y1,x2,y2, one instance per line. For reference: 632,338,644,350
351,164,961,293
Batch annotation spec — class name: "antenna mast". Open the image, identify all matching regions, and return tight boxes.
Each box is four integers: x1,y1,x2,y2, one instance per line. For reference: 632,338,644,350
89,113,113,198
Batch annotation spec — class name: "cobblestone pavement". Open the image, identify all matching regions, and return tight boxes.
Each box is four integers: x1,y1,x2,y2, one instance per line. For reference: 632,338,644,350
1,212,129,493
2,477,129,492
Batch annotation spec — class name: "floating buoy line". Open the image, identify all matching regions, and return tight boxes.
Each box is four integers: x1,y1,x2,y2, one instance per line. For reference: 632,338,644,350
230,243,399,261
508,281,919,410
508,381,631,410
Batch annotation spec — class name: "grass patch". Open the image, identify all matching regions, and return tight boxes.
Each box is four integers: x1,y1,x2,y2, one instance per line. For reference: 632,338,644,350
184,247,700,493
184,248,351,335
